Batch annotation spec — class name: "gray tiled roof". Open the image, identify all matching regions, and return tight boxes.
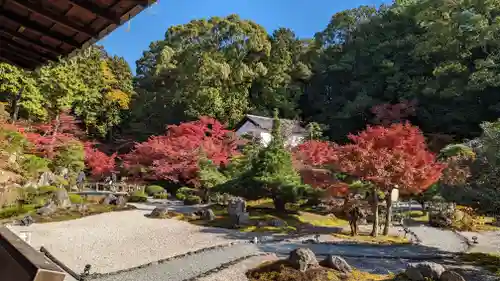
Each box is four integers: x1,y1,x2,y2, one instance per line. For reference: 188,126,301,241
243,114,306,134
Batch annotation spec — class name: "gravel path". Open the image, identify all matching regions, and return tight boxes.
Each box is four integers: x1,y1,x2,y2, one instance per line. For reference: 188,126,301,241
8,209,246,274
459,231,500,254
408,225,468,252
91,243,263,281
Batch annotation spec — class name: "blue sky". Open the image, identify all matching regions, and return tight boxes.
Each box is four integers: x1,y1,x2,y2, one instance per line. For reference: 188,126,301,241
99,0,389,74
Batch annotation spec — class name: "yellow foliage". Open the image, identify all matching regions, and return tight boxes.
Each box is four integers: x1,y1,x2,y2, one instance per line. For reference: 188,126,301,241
100,60,117,86
105,89,130,109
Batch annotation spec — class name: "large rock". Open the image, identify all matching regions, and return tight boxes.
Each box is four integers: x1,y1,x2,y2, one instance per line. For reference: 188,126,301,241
440,270,466,281
149,207,168,218
406,262,446,280
53,189,71,208
37,171,56,187
202,209,215,221
102,194,118,205
288,248,318,272
321,255,352,273
115,196,127,207
36,202,57,216
227,197,246,216
227,197,247,226
270,218,287,227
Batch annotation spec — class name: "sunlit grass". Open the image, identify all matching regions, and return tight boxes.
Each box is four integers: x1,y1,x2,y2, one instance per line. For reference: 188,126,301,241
332,231,410,245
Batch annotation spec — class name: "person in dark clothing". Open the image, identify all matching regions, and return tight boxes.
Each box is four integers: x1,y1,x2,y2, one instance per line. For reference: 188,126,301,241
348,205,362,236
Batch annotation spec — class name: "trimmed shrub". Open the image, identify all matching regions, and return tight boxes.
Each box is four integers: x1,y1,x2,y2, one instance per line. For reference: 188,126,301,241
69,193,84,204
146,185,165,196
183,195,202,205
38,186,58,194
129,191,148,202
153,193,169,199
176,187,194,201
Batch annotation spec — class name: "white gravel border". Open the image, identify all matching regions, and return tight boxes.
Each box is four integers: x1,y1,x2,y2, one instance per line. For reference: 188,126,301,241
9,209,245,274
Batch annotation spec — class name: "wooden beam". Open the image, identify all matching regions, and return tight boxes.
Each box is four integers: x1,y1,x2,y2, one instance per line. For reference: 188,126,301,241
0,9,80,48
0,54,28,68
0,35,55,61
0,27,61,56
11,0,95,37
66,0,121,25
0,48,41,67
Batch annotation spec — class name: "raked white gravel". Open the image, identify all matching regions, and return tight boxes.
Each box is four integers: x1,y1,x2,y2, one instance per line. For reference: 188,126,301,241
9,209,245,274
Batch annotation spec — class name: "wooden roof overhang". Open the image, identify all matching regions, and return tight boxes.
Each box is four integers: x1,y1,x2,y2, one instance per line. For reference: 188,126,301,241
0,0,155,70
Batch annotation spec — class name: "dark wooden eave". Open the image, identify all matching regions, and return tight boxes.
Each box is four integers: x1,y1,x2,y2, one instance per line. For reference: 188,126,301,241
0,0,155,70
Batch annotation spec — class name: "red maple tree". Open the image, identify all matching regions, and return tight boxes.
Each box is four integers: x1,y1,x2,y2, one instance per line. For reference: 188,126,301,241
122,117,239,186
21,112,82,159
84,142,117,178
293,140,348,197
328,122,446,236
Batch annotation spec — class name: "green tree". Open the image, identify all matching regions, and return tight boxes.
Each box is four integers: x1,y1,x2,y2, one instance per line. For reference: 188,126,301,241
217,109,310,211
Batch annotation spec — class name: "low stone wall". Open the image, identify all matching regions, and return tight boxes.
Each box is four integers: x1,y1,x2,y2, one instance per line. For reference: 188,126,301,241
0,226,66,281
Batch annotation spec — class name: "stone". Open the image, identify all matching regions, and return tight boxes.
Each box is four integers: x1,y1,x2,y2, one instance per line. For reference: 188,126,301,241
53,189,71,208
288,248,318,272
202,209,215,221
440,270,466,281
321,255,352,273
227,197,246,216
37,171,56,187
20,215,34,226
102,194,118,205
150,207,168,218
405,267,425,281
77,204,89,213
115,196,127,207
270,218,287,227
237,212,250,225
36,202,57,216
406,262,446,280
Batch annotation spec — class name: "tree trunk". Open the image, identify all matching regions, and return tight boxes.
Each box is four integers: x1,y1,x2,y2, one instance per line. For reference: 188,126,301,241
370,188,379,237
383,190,393,236
48,114,61,158
273,197,286,212
420,201,427,216
11,86,24,123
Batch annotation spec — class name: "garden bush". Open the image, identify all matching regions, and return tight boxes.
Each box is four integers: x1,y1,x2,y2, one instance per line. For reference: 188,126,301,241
153,193,169,199
129,191,148,202
176,187,195,201
146,185,165,196
38,186,58,194
183,195,202,205
69,193,84,204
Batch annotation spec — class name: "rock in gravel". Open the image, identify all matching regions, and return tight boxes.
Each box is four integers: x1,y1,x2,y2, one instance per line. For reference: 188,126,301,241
115,196,127,207
20,215,34,226
150,207,168,218
405,267,425,281
103,194,118,205
321,255,352,273
440,270,466,281
288,248,318,272
406,262,445,280
37,202,57,216
202,209,215,221
53,189,71,208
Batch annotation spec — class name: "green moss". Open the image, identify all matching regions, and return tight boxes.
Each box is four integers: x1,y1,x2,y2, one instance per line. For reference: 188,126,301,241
69,193,84,204
0,204,36,219
129,191,148,202
38,186,59,194
146,185,165,196
183,195,202,205
176,187,195,200
153,193,169,199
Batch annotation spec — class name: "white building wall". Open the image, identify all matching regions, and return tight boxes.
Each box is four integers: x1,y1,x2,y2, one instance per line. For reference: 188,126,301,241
236,121,305,147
